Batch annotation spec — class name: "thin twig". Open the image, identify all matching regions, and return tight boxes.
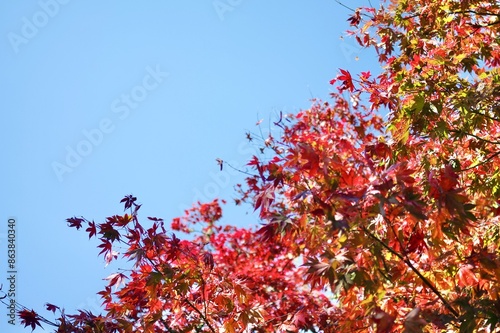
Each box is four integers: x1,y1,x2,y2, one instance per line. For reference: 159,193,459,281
223,161,256,177
334,0,356,13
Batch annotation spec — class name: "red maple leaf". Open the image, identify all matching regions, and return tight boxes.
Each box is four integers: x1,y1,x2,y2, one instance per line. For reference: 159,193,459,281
19,309,42,331
85,221,97,239
66,217,84,230
104,272,128,290
45,303,60,314
347,10,362,27
337,69,355,92
120,194,137,210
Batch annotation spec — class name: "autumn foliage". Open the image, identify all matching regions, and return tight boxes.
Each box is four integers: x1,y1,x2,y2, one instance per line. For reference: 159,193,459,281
11,0,500,332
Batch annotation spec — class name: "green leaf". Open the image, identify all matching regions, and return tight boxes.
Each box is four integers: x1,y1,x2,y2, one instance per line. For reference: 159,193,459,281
146,271,163,286
412,95,425,112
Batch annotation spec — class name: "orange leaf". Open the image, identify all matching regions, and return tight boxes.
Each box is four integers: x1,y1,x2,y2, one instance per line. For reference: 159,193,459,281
457,264,479,287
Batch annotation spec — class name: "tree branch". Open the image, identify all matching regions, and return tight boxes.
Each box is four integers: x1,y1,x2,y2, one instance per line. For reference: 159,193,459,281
360,226,460,318
459,150,500,172
183,298,216,333
467,109,500,123
450,129,500,145
452,10,500,18
160,318,179,333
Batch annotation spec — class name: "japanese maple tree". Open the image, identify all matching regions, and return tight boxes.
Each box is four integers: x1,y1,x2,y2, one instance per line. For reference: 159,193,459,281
10,0,500,332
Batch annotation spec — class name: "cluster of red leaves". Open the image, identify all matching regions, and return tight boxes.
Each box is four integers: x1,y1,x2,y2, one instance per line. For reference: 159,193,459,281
242,96,500,331
238,0,500,330
19,197,336,333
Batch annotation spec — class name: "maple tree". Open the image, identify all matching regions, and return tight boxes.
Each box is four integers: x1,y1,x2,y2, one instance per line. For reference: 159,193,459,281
7,0,500,332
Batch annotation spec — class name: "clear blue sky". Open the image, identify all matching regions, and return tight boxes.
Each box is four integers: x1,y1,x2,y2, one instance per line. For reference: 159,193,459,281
1,1,377,331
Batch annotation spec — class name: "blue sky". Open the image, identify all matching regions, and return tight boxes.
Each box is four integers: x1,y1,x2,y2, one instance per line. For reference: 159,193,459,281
0,1,378,331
